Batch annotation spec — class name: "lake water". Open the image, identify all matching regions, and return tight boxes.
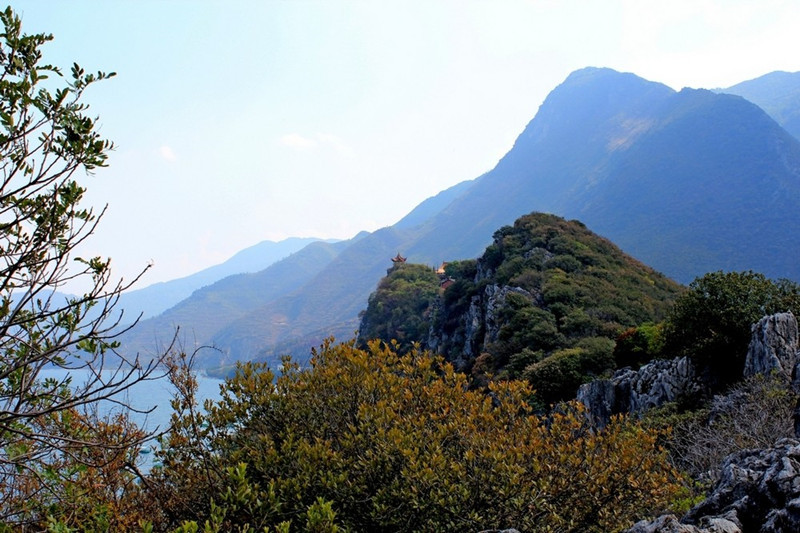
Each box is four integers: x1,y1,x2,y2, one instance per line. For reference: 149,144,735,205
38,367,224,465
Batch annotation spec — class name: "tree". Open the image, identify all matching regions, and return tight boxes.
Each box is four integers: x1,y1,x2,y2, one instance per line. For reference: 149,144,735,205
662,270,800,387
0,7,164,526
357,263,440,352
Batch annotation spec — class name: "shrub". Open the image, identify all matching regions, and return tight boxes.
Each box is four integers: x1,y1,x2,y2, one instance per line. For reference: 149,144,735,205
654,374,798,484
663,271,800,387
357,263,440,351
614,323,665,369
152,339,685,532
523,336,615,406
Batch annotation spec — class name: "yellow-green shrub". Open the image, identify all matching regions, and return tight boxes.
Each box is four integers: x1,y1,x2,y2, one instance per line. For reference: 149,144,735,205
153,339,685,532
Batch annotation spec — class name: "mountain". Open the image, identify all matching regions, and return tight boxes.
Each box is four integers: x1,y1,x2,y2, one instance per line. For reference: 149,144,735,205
358,213,684,405
719,71,800,141
393,179,475,229
206,226,412,364
117,237,332,320
118,239,350,362
125,67,800,366
404,68,800,283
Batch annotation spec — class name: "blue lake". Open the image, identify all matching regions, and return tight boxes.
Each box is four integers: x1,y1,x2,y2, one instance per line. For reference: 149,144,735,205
38,367,225,465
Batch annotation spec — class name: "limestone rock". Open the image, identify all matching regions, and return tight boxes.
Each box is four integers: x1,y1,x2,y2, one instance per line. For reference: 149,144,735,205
480,284,534,348
581,313,800,428
632,440,800,533
577,356,706,427
744,312,799,379
627,513,741,533
438,283,536,369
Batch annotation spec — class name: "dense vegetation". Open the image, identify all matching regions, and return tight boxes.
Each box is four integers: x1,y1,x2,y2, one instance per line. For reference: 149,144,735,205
663,270,800,388
360,213,684,406
148,340,685,532
357,263,440,351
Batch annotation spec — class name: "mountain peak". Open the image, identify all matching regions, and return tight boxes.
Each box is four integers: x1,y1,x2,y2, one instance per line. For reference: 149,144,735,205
720,70,800,141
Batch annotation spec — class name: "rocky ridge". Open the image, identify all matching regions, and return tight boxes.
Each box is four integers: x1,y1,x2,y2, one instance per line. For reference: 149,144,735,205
577,356,705,428
628,439,800,533
578,312,800,428
625,312,800,532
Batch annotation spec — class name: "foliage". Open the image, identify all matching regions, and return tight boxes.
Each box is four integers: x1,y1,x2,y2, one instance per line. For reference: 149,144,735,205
4,407,160,532
648,374,798,485
522,336,615,406
663,270,800,387
357,263,440,352
614,322,665,369
430,213,683,404
151,339,686,532
0,8,164,527
428,260,480,361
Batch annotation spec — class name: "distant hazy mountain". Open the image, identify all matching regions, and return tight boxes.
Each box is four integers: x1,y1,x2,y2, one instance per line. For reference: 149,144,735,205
393,179,475,229
125,67,800,366
207,226,413,365
720,71,800,141
405,67,800,283
118,239,350,360
117,237,331,320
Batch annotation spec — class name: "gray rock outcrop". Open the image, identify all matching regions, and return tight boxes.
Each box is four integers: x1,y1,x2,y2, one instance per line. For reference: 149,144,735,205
478,284,535,348
581,312,800,428
744,312,799,380
628,439,800,533
429,283,537,370
577,356,706,427
627,512,741,533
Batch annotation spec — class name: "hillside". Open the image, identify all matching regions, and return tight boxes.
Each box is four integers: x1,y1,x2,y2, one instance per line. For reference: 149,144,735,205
359,213,683,405
127,67,800,365
118,239,350,362
206,226,414,365
116,237,330,320
720,70,800,141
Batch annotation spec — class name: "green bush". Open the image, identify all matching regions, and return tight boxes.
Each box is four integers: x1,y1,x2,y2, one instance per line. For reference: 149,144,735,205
614,323,665,369
663,270,800,387
357,263,440,351
523,337,615,406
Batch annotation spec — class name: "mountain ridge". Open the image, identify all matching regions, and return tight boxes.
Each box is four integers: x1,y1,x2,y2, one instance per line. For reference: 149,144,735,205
720,70,800,141
117,237,334,320
121,67,800,365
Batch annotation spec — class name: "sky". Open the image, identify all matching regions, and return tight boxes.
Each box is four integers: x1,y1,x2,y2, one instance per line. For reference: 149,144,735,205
9,0,800,292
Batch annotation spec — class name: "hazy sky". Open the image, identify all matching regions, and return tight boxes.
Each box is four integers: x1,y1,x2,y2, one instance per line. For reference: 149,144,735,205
9,0,800,291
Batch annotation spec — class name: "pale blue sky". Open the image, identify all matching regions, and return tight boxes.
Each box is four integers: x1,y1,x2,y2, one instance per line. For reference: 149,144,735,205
9,0,800,290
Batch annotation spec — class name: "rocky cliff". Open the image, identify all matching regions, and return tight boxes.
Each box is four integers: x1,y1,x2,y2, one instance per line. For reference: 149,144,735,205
744,312,799,380
628,439,800,533
622,312,800,532
579,312,800,428
577,356,706,428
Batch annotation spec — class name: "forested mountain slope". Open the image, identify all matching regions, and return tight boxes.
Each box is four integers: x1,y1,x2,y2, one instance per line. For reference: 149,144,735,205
124,67,800,364
359,213,683,405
